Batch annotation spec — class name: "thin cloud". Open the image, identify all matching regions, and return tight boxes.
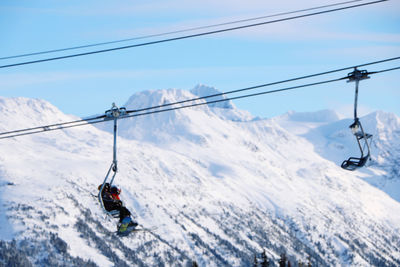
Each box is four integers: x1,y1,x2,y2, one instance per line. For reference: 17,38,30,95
83,1,400,44
336,104,375,119
315,45,400,59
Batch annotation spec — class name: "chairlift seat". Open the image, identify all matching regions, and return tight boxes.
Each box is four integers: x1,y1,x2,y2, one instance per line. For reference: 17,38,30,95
354,132,372,139
107,209,120,218
341,156,369,171
364,133,372,139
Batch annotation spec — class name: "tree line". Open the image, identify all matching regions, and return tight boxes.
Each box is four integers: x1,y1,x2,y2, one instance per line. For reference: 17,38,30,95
253,250,312,267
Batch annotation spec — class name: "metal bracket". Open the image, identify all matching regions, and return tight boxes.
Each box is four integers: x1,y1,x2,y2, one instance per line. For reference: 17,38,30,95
105,103,127,120
347,68,370,83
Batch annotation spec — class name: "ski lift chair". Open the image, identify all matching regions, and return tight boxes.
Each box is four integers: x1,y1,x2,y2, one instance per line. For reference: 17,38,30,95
340,68,373,171
341,119,372,171
98,103,127,217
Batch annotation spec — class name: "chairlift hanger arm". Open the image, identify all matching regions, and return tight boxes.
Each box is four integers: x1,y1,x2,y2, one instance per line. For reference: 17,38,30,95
104,103,127,174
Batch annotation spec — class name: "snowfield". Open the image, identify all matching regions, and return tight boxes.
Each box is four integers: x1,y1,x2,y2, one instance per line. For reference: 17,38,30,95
0,87,399,266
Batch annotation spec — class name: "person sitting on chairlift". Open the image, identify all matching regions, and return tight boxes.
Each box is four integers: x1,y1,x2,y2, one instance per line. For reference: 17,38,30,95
98,183,138,232
98,183,121,211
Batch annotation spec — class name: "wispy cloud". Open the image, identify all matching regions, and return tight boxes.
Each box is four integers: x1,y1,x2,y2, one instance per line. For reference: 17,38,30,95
82,0,400,45
314,45,400,59
68,0,400,17
335,103,375,119
0,68,223,89
0,65,299,90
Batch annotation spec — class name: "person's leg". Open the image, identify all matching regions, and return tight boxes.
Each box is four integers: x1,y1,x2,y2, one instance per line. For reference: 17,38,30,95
119,207,131,222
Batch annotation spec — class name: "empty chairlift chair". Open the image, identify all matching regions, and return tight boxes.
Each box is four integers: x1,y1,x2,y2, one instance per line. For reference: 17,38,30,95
341,68,373,171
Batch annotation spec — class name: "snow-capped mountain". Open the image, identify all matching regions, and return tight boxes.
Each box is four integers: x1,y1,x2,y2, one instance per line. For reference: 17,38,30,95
0,87,399,266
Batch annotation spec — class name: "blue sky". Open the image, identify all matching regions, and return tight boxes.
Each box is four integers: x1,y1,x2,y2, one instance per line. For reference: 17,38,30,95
0,0,399,119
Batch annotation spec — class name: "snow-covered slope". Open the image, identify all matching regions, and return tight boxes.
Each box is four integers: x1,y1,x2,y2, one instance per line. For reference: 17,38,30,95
0,89,399,267
274,109,400,202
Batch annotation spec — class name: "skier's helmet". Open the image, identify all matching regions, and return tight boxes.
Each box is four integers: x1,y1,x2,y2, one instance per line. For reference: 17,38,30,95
111,186,120,195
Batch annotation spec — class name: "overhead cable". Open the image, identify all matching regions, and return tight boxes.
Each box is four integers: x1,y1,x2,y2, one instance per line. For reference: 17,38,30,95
0,0,367,61
0,114,106,137
0,0,387,69
1,56,398,138
121,65,400,119
124,56,400,114
0,78,345,139
370,66,400,74
0,64,398,140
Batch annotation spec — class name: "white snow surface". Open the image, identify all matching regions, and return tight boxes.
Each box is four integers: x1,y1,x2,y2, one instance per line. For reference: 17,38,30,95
0,88,399,266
